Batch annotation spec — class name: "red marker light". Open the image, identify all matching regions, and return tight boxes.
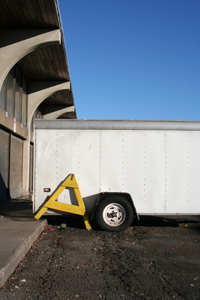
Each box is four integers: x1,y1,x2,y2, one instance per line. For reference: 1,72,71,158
44,188,51,193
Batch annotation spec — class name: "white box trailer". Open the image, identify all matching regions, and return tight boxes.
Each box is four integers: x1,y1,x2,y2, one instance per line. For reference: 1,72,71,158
34,119,200,231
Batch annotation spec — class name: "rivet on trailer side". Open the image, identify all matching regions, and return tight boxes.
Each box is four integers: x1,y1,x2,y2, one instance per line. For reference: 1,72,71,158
33,119,200,231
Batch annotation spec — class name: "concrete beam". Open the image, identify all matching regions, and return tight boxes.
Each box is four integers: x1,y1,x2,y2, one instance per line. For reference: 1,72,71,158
43,106,75,119
0,29,61,90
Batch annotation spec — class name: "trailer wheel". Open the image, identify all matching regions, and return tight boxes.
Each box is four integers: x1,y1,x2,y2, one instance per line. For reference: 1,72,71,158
95,195,134,231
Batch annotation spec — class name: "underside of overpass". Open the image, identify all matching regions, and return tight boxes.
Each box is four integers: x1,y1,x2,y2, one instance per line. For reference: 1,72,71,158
0,0,77,201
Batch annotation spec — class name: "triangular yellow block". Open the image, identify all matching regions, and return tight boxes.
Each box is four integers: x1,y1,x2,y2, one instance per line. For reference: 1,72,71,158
34,174,92,230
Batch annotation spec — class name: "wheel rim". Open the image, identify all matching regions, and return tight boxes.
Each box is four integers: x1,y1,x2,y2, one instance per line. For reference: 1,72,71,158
102,203,126,227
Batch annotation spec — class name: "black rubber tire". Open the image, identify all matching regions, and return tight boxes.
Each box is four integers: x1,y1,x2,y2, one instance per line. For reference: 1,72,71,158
95,195,134,231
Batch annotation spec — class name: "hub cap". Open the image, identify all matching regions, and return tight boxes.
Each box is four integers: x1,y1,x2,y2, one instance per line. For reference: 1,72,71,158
102,203,126,227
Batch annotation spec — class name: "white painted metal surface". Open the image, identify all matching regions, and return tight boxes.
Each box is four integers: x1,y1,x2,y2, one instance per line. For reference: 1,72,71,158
33,120,200,215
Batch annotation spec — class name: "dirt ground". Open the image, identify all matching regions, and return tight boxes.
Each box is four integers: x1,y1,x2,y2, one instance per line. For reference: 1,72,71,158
0,215,200,300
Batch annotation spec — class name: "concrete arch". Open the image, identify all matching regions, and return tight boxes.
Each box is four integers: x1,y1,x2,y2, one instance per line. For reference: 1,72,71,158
0,29,61,90
43,106,75,119
28,81,70,127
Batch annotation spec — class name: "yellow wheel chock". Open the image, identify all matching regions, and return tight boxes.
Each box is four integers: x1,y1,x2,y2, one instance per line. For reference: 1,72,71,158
34,174,92,230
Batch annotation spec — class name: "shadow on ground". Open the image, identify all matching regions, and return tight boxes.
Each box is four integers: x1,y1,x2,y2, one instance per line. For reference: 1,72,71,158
46,214,200,233
136,215,200,227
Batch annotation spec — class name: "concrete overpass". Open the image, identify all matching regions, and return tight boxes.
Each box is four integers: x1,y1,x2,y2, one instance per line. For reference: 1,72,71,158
0,0,76,200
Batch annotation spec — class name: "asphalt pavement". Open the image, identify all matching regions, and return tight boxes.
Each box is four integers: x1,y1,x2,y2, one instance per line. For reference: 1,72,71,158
0,197,47,287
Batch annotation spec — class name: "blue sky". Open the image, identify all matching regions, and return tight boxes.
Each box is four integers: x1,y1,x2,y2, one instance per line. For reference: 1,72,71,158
59,0,200,120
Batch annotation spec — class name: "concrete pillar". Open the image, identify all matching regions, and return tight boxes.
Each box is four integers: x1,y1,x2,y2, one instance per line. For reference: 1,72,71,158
0,29,61,90
22,132,31,196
